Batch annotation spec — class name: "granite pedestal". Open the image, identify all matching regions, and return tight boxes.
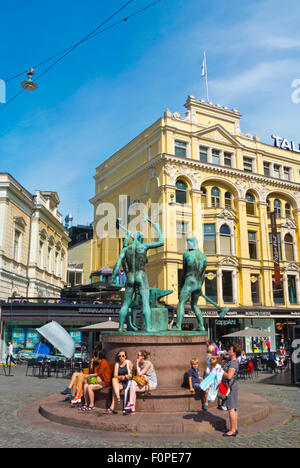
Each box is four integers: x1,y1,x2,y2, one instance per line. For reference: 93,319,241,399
97,331,208,412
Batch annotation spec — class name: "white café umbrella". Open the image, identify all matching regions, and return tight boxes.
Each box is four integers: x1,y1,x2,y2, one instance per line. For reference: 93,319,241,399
222,327,278,338
36,321,75,359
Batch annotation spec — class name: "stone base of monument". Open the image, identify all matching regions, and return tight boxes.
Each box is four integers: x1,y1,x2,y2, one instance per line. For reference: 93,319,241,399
38,391,291,437
99,331,208,412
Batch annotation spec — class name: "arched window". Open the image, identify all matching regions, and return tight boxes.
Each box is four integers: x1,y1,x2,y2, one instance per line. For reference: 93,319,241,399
246,192,255,215
285,203,291,218
284,233,294,261
225,192,232,209
220,224,231,255
211,187,220,207
274,199,281,218
176,180,187,204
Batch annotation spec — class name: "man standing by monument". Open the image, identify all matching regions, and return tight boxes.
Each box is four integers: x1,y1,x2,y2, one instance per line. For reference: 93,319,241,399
175,237,229,331
111,214,164,332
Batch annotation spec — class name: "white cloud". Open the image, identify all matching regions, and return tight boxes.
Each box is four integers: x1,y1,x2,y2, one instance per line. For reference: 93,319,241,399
209,60,296,103
261,37,300,50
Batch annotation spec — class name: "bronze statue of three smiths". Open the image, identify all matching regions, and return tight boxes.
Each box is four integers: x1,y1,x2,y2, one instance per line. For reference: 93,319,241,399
111,217,228,333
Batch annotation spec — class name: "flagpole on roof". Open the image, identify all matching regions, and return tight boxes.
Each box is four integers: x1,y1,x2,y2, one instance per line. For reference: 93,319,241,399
202,51,209,102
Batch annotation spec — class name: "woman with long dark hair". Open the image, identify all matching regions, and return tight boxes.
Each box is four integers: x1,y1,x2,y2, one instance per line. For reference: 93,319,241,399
105,350,133,414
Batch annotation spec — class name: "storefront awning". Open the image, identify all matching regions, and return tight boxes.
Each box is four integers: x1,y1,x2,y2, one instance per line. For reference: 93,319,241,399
222,327,278,338
80,320,125,331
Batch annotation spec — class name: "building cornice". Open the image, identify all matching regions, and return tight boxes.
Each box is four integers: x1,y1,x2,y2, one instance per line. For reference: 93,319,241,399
91,152,300,206
161,153,300,191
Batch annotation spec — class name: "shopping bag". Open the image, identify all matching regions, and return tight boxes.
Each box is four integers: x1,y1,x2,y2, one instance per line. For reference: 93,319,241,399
217,381,231,400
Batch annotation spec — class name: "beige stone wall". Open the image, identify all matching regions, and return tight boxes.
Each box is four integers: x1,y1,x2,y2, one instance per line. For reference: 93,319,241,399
0,174,70,300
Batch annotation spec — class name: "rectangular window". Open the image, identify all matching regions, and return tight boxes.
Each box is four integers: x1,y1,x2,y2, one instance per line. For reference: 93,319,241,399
199,146,208,163
176,221,188,236
212,149,220,165
248,231,257,259
263,162,270,177
175,140,187,158
68,271,75,287
203,224,216,254
224,152,232,167
75,272,82,285
39,242,44,269
205,271,217,302
283,167,290,181
55,253,59,276
288,275,297,304
251,276,260,304
243,157,253,172
48,248,52,271
273,276,284,304
13,230,21,262
273,164,280,178
222,271,233,303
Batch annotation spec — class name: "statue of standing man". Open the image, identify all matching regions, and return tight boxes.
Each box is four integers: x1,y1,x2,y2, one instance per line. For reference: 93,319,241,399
175,237,207,331
111,214,164,332
175,237,229,331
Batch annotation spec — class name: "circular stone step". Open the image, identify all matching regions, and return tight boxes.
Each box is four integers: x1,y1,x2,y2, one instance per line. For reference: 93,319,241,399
39,391,272,435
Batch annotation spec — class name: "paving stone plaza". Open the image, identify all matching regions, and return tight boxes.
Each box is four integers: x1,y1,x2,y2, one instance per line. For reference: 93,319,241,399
0,365,299,448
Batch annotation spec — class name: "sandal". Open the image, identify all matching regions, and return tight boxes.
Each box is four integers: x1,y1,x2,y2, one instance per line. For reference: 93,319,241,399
87,406,95,411
80,405,89,412
104,408,117,415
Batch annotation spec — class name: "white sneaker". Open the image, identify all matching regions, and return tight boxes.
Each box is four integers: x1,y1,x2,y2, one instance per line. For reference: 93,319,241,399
71,398,82,406
221,405,227,411
124,403,135,410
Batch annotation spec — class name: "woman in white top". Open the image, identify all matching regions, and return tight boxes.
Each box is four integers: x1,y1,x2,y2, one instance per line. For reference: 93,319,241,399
6,341,16,366
125,350,157,414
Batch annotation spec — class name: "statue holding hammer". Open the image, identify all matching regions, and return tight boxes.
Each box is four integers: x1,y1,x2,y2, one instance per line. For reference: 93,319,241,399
111,214,164,332
175,237,229,331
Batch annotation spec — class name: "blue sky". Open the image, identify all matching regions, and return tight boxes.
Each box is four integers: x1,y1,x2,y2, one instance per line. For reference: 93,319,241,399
1,0,300,224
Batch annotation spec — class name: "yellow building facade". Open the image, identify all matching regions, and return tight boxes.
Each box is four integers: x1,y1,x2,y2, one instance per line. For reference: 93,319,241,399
91,96,300,345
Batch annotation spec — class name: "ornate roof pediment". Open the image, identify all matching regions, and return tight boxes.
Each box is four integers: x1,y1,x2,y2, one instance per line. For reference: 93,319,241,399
218,257,239,267
14,216,27,231
284,262,300,272
282,218,297,230
193,124,243,148
216,208,237,222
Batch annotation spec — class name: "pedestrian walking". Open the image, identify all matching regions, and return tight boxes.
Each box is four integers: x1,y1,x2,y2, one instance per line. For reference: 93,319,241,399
6,341,16,366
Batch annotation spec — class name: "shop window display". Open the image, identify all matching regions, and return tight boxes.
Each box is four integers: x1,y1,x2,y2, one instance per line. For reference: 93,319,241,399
244,319,276,353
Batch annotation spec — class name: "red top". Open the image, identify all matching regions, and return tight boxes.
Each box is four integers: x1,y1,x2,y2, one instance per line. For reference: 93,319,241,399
95,359,111,387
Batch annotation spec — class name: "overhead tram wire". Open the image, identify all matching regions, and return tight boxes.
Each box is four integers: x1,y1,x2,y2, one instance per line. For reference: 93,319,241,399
0,0,135,112
0,0,162,113
35,0,161,82
4,0,134,83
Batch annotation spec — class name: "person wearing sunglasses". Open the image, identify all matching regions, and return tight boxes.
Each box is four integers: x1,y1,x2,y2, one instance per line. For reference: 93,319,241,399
105,350,133,414
124,350,157,415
